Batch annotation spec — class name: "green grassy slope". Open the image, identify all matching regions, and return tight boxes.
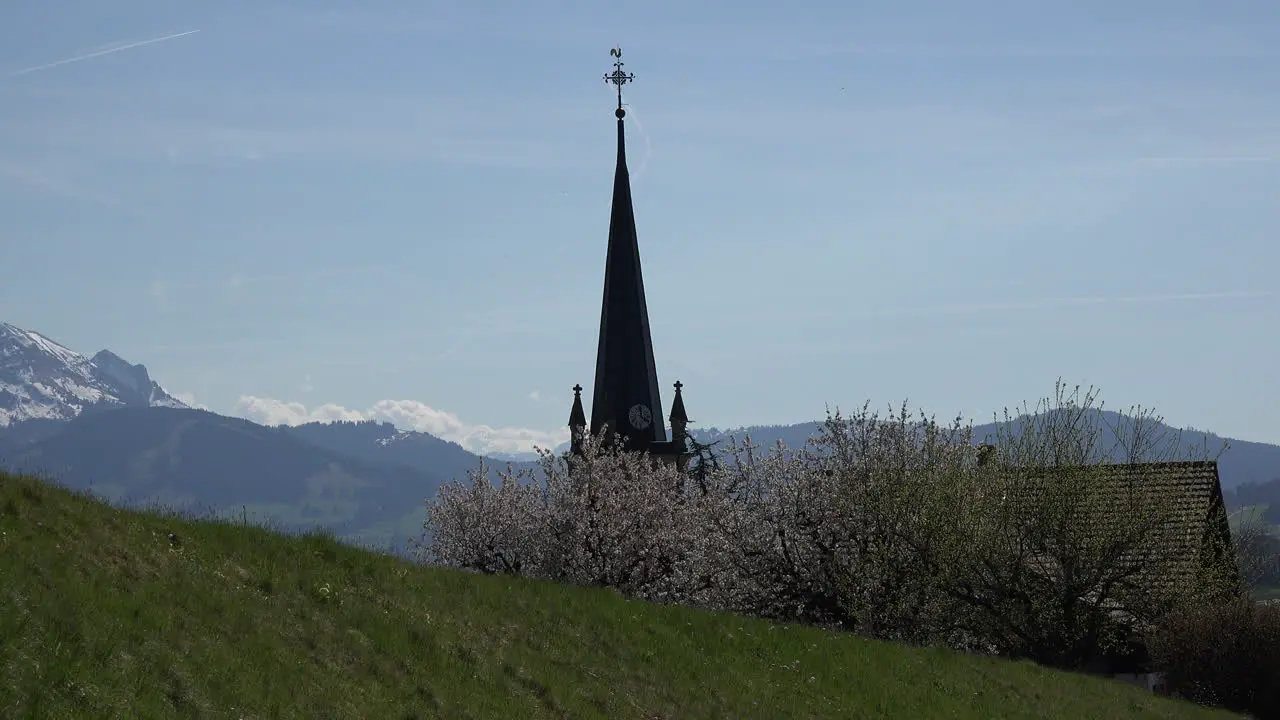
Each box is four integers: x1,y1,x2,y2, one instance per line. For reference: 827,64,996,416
1230,505,1280,600
0,472,1240,720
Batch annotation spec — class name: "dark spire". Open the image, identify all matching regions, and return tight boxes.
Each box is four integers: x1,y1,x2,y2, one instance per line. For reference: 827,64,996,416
668,380,689,454
569,383,587,455
669,380,688,425
569,383,587,428
591,48,666,452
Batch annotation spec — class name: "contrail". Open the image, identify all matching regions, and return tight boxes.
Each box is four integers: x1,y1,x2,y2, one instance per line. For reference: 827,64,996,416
624,99,654,182
602,81,653,182
7,29,200,77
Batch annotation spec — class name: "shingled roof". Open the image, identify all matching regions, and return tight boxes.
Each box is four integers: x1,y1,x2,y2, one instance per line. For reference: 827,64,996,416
997,460,1239,607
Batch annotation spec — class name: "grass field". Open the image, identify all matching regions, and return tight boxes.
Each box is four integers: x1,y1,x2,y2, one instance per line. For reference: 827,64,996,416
1231,505,1280,602
0,471,1242,719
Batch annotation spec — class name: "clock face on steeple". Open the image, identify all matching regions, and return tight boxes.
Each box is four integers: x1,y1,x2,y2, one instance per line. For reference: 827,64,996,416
627,403,652,430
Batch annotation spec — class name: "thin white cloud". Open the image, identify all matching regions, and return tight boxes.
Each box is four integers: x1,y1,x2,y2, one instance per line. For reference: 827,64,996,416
227,263,399,289
288,7,456,35
0,159,142,214
1129,155,1280,168
6,30,201,78
527,390,541,402
626,104,653,181
852,290,1275,320
453,17,1280,62
13,68,1277,177
232,396,570,456
803,40,1278,60
5,84,600,170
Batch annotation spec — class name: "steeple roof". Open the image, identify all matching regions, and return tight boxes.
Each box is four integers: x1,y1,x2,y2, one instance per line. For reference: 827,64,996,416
669,380,688,425
589,50,667,451
569,383,587,428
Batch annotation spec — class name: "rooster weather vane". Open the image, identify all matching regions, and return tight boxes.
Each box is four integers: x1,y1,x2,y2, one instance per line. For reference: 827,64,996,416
603,47,634,118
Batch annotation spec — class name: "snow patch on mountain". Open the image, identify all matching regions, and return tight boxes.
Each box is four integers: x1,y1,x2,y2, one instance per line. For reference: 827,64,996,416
0,322,187,427
375,429,417,447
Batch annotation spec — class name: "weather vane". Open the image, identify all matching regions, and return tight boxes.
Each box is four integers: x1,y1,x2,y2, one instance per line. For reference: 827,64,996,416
603,47,634,118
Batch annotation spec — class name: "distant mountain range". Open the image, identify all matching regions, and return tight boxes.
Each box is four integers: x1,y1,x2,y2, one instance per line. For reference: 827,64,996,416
1,407,455,551
1,319,1278,553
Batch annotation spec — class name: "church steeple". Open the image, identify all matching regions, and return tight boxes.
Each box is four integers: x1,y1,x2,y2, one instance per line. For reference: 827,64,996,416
569,49,691,469
588,47,666,453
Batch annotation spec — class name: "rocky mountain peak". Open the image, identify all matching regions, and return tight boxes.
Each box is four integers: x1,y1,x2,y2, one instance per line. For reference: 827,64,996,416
0,321,186,427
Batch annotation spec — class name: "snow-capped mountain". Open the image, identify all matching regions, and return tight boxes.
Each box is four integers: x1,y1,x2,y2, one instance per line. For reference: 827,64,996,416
0,321,186,427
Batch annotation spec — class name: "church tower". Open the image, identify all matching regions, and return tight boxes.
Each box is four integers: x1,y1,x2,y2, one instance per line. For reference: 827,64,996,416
569,48,691,471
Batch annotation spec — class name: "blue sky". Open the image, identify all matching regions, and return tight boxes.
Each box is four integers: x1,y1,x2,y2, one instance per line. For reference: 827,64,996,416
2,0,1278,453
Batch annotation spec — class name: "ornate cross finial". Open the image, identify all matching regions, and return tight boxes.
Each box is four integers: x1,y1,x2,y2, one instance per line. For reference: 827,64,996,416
673,380,683,393
573,383,583,396
603,47,634,118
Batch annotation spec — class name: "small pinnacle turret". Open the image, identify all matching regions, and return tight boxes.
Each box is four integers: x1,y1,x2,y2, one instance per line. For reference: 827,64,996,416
569,383,587,455
669,380,689,454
